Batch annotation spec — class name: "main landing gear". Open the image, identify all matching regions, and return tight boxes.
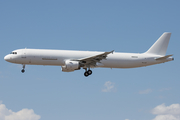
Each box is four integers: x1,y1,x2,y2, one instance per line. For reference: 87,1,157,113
84,68,92,77
21,64,25,73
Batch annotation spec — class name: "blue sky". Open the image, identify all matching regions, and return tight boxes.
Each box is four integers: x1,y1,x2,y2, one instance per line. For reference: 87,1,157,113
0,0,180,120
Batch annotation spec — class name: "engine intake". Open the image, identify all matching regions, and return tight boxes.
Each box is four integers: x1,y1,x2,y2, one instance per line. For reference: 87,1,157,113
61,60,80,72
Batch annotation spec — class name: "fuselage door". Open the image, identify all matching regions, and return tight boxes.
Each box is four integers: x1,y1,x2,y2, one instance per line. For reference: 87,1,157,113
21,49,26,58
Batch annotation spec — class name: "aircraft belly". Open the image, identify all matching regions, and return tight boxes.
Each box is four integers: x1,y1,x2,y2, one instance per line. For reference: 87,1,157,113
101,59,142,68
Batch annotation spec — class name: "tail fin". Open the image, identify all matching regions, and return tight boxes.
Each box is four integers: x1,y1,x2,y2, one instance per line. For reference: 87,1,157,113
145,32,171,56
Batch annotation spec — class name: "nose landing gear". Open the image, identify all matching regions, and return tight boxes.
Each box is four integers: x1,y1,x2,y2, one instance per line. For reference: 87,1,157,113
21,64,25,73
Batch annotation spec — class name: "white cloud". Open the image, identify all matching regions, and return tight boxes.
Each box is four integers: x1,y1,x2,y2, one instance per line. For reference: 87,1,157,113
159,88,171,92
139,89,152,94
153,115,179,120
0,103,41,120
152,103,180,120
125,119,129,120
102,81,116,92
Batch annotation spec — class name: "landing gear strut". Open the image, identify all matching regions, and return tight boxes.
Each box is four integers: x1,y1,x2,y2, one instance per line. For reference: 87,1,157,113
84,68,92,77
21,64,25,73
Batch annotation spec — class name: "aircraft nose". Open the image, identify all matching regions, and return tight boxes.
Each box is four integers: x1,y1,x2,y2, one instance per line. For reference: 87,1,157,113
4,55,11,62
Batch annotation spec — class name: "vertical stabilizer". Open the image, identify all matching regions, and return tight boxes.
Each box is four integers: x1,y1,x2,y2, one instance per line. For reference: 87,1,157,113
145,32,171,56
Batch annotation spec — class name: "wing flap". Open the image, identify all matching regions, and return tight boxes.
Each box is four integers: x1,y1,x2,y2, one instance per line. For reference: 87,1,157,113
78,50,114,61
75,50,114,67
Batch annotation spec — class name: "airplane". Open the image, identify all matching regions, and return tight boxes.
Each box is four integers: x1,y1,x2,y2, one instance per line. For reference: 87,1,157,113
4,32,174,77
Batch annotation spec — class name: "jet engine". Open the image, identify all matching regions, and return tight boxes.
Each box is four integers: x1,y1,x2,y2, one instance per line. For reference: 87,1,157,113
61,60,80,72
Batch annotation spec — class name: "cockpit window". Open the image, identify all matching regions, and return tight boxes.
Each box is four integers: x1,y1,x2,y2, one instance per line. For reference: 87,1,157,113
10,52,17,54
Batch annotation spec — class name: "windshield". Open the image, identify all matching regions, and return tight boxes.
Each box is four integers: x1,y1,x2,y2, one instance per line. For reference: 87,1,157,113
10,52,17,54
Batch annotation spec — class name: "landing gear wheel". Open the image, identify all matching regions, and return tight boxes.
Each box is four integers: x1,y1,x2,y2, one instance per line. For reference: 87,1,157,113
84,71,89,77
21,64,25,73
21,69,25,73
87,70,92,75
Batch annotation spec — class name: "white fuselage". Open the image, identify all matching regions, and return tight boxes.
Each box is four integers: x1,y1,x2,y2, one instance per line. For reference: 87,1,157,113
3,33,173,76
4,49,173,69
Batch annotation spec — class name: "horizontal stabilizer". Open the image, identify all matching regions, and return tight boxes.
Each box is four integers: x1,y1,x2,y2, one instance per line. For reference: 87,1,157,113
155,54,173,60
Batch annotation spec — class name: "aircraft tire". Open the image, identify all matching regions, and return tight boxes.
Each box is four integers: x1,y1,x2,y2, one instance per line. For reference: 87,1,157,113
87,70,92,75
21,69,25,73
84,72,89,77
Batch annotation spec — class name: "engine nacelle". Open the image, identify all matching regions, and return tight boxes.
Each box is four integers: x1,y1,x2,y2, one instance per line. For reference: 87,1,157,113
61,60,80,72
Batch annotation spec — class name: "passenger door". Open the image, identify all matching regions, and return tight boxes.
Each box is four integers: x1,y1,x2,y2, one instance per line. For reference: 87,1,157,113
21,49,26,58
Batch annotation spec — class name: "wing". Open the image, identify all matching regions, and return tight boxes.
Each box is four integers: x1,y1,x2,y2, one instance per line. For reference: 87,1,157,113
75,50,114,68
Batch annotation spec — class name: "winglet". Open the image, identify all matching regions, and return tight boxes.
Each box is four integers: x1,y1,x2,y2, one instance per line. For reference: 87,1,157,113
111,50,114,54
